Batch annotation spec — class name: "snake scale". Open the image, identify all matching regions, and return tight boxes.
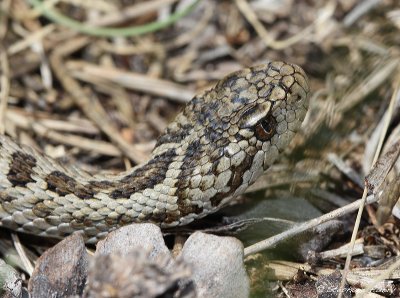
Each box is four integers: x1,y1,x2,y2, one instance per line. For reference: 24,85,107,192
0,61,309,243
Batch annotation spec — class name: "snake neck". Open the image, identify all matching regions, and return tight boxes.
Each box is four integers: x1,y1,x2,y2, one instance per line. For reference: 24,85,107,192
0,133,213,237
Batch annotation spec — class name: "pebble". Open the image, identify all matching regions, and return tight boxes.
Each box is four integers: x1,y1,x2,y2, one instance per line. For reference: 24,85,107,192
181,231,249,298
95,223,171,261
28,233,88,297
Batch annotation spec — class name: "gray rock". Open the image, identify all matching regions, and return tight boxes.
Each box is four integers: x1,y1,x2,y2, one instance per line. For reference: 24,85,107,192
28,233,88,298
0,259,22,298
180,232,249,298
95,223,170,261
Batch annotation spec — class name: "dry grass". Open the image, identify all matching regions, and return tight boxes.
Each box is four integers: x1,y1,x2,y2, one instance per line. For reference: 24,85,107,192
0,0,400,296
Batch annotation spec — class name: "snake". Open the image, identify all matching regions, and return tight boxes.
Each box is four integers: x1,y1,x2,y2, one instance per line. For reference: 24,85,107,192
0,61,309,243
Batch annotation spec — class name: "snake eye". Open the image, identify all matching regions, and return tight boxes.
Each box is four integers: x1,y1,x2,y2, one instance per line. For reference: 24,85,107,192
254,114,277,141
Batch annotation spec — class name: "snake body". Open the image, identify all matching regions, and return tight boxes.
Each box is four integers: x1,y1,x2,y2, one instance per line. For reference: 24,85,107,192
0,61,309,243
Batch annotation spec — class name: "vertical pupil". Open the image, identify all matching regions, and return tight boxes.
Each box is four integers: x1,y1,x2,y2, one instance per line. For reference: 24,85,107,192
255,115,276,141
261,120,271,133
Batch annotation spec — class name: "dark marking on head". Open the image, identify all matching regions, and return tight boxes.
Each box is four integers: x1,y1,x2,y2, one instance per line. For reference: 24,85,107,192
217,73,241,89
155,124,193,147
204,127,223,143
232,94,247,105
7,151,37,187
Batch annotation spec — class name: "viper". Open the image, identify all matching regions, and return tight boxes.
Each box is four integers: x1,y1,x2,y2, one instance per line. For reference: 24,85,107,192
0,61,309,243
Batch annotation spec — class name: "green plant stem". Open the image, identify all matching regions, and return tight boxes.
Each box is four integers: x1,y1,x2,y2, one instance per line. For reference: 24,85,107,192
29,0,200,37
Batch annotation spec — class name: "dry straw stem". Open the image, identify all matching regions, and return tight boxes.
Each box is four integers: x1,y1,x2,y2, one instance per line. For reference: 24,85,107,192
337,59,400,113
0,0,11,134
7,24,55,56
260,254,399,290
338,68,400,298
365,125,400,194
6,109,122,156
0,51,10,135
304,58,399,142
10,234,34,276
67,61,195,104
235,0,333,50
374,129,400,223
343,0,382,27
49,37,149,163
243,195,378,257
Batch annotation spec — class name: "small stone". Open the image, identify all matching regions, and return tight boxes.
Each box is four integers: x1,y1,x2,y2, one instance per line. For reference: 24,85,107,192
95,223,170,261
180,232,249,298
28,233,88,297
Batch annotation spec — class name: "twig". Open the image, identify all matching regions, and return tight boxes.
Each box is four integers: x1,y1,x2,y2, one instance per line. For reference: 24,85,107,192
11,233,34,276
67,61,195,103
243,195,378,257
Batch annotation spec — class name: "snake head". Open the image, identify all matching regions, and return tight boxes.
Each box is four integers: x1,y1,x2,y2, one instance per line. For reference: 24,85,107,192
201,61,310,204
227,61,310,167
153,61,309,222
